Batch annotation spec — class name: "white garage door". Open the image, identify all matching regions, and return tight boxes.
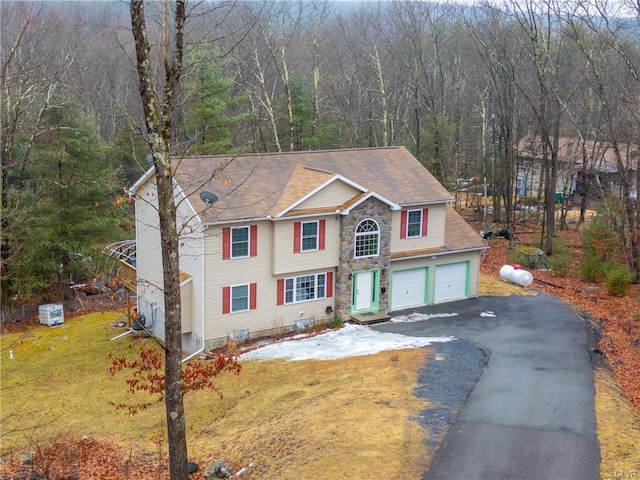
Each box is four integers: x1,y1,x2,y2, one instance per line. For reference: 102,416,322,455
391,268,427,310
434,262,467,303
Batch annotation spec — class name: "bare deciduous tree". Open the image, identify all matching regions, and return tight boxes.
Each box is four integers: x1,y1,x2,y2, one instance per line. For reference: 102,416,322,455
129,1,189,478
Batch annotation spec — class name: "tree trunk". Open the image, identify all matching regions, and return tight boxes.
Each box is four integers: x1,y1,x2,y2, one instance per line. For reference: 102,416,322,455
130,1,188,478
156,160,188,480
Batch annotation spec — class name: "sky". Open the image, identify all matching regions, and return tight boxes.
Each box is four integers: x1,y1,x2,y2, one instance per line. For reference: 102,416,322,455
239,312,485,362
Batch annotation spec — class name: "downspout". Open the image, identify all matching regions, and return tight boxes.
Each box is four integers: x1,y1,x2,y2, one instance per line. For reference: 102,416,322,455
181,223,207,364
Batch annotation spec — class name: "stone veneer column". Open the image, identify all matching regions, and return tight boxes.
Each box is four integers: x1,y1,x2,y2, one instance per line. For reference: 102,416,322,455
335,197,392,319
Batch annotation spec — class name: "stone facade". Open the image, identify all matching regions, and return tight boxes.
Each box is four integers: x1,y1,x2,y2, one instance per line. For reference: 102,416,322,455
335,197,392,319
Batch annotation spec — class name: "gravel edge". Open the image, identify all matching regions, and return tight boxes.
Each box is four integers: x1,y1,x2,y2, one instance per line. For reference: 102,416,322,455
413,339,490,448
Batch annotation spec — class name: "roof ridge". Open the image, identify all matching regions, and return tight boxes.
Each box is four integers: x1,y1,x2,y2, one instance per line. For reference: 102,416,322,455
177,146,404,161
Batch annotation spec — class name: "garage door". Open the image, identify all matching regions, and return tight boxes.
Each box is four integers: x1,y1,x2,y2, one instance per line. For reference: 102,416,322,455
391,268,427,310
434,262,467,303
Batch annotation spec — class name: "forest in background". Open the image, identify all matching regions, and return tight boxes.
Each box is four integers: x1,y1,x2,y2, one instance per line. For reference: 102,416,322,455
2,0,640,306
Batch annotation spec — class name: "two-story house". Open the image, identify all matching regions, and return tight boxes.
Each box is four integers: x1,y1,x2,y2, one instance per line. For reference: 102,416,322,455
130,147,487,355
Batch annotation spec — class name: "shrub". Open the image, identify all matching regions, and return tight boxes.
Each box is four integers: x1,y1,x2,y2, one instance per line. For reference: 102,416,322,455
549,246,572,277
330,315,343,329
581,248,605,282
604,264,633,297
582,216,622,263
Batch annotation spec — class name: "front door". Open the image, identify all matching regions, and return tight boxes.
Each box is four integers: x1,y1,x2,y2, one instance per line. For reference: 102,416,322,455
353,270,378,312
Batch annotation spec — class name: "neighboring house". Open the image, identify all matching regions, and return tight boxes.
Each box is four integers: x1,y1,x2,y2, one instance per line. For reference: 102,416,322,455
130,147,488,355
517,134,639,202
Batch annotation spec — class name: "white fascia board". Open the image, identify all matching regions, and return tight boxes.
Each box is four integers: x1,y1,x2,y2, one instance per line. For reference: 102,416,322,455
174,182,202,225
129,165,156,197
391,246,488,262
274,173,367,218
202,216,269,227
341,191,401,214
270,211,340,221
400,198,454,208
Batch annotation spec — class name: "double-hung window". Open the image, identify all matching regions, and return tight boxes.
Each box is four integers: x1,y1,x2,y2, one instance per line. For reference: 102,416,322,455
400,209,428,239
222,283,257,314
293,220,325,253
222,225,257,259
301,221,319,251
231,226,249,258
407,210,422,238
231,284,249,312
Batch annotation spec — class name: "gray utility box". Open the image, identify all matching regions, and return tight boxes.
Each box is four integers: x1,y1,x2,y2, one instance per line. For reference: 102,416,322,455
39,304,64,326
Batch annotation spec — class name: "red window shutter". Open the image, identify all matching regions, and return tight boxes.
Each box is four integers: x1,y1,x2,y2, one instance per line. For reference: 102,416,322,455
400,210,407,239
277,279,285,306
250,225,258,257
293,222,301,253
319,220,326,250
422,208,429,237
222,228,231,260
222,286,230,314
250,283,257,310
326,272,333,298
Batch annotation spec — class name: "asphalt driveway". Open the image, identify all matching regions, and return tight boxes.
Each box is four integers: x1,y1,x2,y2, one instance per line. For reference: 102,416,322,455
373,293,600,480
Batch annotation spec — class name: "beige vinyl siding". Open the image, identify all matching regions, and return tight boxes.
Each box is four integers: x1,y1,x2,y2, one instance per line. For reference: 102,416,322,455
272,217,340,276
203,220,337,344
175,188,204,337
203,221,274,342
135,181,165,308
390,203,447,253
293,180,361,211
136,179,204,338
180,279,193,332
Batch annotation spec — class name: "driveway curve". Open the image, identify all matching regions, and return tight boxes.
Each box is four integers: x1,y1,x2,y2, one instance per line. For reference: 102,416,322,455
373,293,600,480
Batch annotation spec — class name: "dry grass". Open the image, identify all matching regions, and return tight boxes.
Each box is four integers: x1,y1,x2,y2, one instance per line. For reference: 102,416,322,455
187,351,431,478
0,312,168,452
1,313,431,479
2,271,639,478
478,273,538,297
595,369,640,480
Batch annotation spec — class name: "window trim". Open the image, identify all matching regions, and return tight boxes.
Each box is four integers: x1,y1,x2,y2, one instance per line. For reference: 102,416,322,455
283,272,327,304
301,220,319,252
223,225,257,259
354,218,380,258
223,283,257,314
400,208,428,239
230,283,250,312
406,209,423,238
231,226,250,259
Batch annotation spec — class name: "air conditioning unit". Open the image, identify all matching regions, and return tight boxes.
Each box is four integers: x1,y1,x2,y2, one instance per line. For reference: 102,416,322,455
39,304,64,326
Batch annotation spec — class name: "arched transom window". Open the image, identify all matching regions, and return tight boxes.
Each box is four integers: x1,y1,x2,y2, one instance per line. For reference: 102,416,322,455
354,219,380,258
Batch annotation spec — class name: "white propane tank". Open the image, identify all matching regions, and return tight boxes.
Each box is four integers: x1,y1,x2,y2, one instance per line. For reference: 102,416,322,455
499,264,534,287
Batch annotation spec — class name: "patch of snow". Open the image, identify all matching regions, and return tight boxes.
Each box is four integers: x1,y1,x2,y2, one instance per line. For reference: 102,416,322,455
240,323,454,362
390,312,458,323
480,311,496,318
